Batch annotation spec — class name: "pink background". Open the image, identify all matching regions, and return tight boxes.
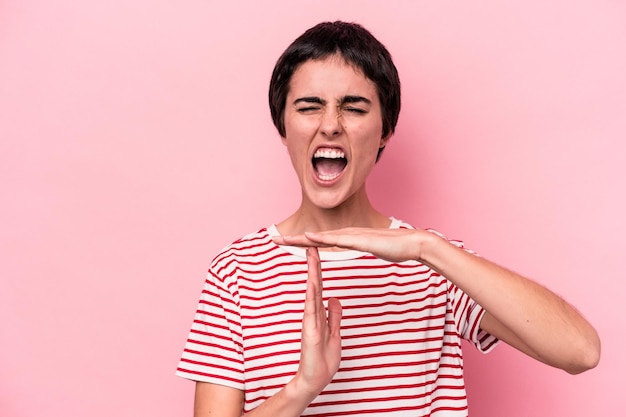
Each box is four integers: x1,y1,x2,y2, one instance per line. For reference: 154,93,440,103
1,1,625,416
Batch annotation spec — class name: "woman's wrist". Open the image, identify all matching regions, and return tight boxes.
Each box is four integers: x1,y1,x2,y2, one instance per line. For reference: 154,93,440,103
415,229,443,264
282,376,320,413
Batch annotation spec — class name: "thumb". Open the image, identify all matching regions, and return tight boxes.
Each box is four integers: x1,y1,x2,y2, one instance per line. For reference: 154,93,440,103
327,297,342,336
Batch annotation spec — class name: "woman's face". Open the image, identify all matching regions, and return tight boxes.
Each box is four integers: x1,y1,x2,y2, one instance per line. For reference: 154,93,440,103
282,55,388,211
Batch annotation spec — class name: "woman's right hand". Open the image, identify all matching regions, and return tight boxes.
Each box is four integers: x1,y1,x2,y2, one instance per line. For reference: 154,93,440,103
290,247,343,401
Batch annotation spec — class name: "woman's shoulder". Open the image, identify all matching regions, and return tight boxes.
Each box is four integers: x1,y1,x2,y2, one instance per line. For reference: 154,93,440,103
208,226,276,270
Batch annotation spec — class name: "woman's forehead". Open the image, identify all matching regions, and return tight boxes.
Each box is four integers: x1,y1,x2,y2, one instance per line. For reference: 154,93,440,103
288,57,377,98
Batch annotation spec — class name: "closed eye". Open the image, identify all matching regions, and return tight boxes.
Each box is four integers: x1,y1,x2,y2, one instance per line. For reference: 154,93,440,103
340,96,371,115
343,107,367,114
294,97,325,114
296,106,323,114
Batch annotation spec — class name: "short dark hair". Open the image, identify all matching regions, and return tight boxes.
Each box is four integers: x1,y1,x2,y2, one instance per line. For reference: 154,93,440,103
269,21,401,159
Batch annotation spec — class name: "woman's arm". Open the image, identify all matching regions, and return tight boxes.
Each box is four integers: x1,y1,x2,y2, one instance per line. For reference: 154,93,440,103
273,228,601,374
194,382,243,417
193,380,315,417
422,235,600,374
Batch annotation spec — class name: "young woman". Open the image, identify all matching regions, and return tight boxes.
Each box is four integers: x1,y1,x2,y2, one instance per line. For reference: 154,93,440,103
176,21,600,417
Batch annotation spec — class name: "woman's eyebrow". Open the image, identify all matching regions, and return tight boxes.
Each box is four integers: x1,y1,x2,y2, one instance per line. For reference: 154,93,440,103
340,95,371,105
293,96,372,106
293,96,326,105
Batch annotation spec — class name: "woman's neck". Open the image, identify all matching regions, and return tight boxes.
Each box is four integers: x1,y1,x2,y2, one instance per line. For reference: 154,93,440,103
276,193,390,235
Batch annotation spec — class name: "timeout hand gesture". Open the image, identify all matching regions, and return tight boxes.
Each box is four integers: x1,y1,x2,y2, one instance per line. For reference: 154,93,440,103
273,227,435,263
293,247,343,399
283,228,441,401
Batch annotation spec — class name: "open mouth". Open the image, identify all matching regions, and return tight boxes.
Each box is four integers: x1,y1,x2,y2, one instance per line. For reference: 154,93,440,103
312,148,347,181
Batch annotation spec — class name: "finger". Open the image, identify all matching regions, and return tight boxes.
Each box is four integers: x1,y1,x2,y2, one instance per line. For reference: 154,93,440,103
306,246,321,284
273,235,331,247
304,247,323,331
304,231,367,251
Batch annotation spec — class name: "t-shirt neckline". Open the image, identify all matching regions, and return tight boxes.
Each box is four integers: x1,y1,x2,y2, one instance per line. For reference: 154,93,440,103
267,217,402,261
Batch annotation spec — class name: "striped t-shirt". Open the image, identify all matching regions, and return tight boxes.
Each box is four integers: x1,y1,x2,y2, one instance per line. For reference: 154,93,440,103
176,218,498,416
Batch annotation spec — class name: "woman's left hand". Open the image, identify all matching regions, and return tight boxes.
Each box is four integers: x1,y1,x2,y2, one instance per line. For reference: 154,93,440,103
272,227,437,263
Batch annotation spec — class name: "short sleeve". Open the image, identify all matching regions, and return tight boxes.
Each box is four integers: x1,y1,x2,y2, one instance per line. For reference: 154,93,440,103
175,266,245,389
448,282,499,353
431,229,500,354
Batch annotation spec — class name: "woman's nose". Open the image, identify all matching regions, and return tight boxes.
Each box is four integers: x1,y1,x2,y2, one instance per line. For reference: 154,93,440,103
319,107,343,137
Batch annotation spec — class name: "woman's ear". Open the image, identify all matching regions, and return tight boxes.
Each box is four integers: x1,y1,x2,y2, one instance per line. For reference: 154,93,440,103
379,133,391,149
376,134,391,162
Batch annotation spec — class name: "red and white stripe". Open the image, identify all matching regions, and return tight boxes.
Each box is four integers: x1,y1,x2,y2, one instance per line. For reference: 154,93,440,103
176,219,498,416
